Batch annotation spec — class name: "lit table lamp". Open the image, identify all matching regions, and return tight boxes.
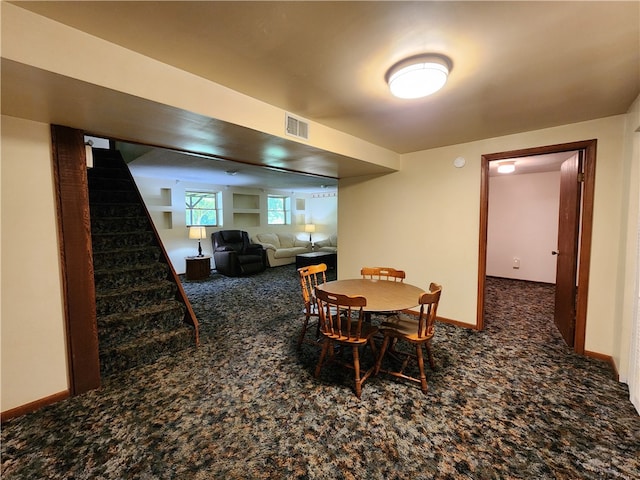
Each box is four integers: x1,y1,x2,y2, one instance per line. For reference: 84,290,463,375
304,224,316,244
188,226,207,257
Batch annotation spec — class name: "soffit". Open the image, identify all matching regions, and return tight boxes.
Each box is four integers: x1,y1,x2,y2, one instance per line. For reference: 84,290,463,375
12,1,640,154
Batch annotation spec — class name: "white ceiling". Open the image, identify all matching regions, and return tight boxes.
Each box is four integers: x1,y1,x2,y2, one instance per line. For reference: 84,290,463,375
121,143,339,192
5,1,639,188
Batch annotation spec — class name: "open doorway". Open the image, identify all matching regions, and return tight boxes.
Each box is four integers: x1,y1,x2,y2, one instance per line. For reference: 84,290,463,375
477,140,597,355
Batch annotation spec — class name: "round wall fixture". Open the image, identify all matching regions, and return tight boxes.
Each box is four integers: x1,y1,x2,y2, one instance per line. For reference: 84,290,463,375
453,157,466,168
386,54,452,99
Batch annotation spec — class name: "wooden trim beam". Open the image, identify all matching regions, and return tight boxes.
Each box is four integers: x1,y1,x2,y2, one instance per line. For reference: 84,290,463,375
51,125,101,394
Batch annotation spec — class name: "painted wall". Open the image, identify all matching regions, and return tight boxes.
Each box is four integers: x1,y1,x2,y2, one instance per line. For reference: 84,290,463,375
615,94,640,386
339,115,627,359
307,193,338,243
1,116,69,411
131,173,338,273
487,170,561,283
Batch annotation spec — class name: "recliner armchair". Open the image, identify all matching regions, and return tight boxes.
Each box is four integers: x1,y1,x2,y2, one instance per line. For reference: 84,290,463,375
211,230,266,277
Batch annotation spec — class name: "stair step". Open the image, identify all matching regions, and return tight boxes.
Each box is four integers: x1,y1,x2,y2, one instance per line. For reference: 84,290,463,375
88,163,131,177
92,246,162,269
90,203,147,218
90,151,129,169
91,230,156,251
94,262,171,290
91,215,153,234
90,189,140,204
97,300,186,349
96,280,178,316
99,327,194,377
88,176,134,191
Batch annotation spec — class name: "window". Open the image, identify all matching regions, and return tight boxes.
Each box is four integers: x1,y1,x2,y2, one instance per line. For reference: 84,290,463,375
267,195,291,225
185,191,220,226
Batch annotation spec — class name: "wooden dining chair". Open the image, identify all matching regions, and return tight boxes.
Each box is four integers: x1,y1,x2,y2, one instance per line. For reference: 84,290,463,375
374,283,442,394
314,289,379,398
297,263,328,349
360,266,406,323
361,266,406,282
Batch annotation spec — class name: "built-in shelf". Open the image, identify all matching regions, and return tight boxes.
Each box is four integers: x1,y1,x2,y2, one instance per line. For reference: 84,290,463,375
162,211,173,229
150,210,173,229
160,188,172,206
233,212,260,227
233,193,260,210
232,193,260,226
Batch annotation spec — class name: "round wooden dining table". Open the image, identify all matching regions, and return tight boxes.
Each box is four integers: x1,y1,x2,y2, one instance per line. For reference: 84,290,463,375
316,278,425,312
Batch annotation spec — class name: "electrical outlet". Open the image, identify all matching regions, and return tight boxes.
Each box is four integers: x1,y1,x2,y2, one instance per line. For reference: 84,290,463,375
513,257,520,269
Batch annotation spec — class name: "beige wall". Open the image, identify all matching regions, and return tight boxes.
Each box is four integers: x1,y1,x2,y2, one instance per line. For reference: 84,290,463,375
339,115,627,357
1,116,69,411
615,94,640,384
487,170,561,283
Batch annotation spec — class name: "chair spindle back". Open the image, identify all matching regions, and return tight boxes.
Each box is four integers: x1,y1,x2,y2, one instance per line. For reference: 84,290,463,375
298,263,328,308
316,289,367,342
360,266,406,282
416,283,442,339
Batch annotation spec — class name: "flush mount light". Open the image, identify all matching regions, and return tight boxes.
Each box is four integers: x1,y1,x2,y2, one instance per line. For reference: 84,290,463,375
497,161,516,174
386,54,452,99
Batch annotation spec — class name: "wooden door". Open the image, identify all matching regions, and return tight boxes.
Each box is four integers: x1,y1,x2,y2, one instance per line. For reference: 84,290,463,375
553,152,583,346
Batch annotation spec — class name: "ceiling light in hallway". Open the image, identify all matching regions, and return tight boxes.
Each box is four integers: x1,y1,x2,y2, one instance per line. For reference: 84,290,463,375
497,161,516,174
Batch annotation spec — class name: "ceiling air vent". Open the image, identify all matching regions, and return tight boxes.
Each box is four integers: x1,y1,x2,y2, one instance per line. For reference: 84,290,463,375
285,113,309,140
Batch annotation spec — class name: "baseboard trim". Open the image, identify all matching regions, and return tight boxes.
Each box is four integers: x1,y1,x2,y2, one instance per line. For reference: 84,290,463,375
437,316,477,329
1,390,70,423
401,309,477,330
585,350,619,381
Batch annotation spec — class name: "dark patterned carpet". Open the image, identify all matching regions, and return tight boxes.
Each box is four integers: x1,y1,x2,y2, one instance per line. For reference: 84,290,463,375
2,267,639,479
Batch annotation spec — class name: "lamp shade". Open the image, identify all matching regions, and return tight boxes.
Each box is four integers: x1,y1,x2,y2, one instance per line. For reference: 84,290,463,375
188,226,206,240
304,224,316,233
387,54,451,99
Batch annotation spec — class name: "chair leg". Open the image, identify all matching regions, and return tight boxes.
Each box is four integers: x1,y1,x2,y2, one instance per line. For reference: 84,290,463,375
426,341,435,369
374,336,391,375
297,312,311,350
353,345,362,398
415,345,428,394
315,340,330,378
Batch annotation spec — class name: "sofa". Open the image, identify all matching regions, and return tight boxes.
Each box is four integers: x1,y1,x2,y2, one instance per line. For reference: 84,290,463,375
314,234,337,253
252,232,312,267
211,230,266,277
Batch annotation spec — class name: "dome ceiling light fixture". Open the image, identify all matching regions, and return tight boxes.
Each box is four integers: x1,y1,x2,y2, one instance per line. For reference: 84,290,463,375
497,161,516,174
386,53,452,99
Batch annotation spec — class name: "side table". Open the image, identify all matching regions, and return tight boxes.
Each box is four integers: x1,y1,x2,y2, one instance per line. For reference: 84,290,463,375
185,256,211,280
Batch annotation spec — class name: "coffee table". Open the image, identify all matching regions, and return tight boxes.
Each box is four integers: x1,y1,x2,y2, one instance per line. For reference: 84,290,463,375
295,251,337,270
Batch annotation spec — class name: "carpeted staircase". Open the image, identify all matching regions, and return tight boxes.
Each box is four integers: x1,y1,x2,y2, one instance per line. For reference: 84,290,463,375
88,148,197,378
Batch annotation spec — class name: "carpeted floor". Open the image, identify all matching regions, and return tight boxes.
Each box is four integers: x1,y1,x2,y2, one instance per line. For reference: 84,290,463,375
2,267,639,479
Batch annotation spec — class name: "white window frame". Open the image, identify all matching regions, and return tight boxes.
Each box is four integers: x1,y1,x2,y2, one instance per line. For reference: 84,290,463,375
185,191,221,227
267,194,291,225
